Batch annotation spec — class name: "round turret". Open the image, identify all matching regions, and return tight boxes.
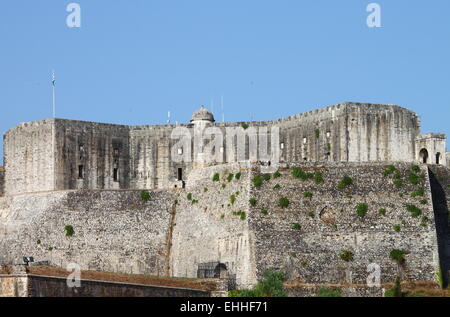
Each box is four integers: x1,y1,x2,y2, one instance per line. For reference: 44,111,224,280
191,106,215,123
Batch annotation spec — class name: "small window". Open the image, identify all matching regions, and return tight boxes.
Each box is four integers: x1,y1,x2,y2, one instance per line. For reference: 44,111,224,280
280,143,284,149
177,148,183,155
326,131,331,138
78,165,84,179
177,168,183,181
113,168,119,182
303,137,307,144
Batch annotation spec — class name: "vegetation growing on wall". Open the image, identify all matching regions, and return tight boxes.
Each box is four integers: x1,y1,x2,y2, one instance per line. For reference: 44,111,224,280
228,270,287,297
235,172,242,180
291,223,301,230
233,210,246,220
64,225,75,237
227,174,234,182
406,205,422,218
339,249,354,262
338,176,353,189
249,198,257,206
390,249,406,264
315,286,342,297
356,203,368,217
252,176,263,188
140,191,151,201
212,173,220,182
278,197,290,208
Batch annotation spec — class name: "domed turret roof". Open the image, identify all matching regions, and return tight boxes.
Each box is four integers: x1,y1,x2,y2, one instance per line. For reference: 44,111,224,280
191,106,215,123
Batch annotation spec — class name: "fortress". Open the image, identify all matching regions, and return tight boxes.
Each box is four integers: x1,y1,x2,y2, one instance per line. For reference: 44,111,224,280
0,102,449,296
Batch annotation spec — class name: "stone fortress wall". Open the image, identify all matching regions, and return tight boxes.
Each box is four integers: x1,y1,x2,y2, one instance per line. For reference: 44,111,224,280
2,102,445,196
0,161,445,290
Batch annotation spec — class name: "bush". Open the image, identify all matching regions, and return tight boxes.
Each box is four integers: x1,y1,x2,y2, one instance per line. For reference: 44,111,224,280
263,174,271,182
379,208,386,216
221,184,226,189
292,167,313,181
273,184,281,190
252,176,263,188
212,173,220,182
233,210,246,220
315,287,342,297
411,165,421,173
204,188,208,193
393,179,404,187
315,129,320,138
408,173,420,185
308,212,315,218
174,199,179,205
187,193,192,200
228,270,287,297
291,223,301,230
420,199,428,205
278,197,290,208
64,225,75,237
227,173,234,182
303,191,313,199
241,123,249,130
191,199,198,204
273,171,281,178
338,176,353,189
385,276,403,297
249,198,257,206
394,225,401,232
235,172,242,180
339,249,354,262
314,171,324,184
406,205,422,218
356,203,368,218
140,191,151,201
411,188,425,197
229,195,236,205
384,165,397,177
260,209,268,215
390,249,406,264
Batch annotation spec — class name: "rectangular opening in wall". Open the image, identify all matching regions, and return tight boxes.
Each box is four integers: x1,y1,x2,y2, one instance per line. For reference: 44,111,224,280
177,168,183,181
78,165,84,179
113,168,119,182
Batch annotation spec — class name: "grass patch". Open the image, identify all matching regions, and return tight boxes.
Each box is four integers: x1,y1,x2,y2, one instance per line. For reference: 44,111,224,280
292,167,314,181
229,195,236,205
356,203,368,218
393,179,404,187
187,193,192,200
212,173,220,182
140,191,151,201
394,225,401,232
420,199,428,205
303,191,313,199
316,287,342,297
233,210,246,220
273,184,281,190
263,174,271,182
338,176,353,189
64,225,74,237
273,171,281,178
228,270,287,297
384,165,397,177
411,188,425,197
278,197,290,208
260,209,268,215
241,123,249,130
249,198,257,206
411,165,421,173
227,173,234,182
339,249,354,262
390,249,406,264
406,204,422,218
379,208,386,216
308,212,315,218
291,223,301,230
315,129,320,138
314,171,324,184
235,172,242,180
252,175,263,188
408,173,420,185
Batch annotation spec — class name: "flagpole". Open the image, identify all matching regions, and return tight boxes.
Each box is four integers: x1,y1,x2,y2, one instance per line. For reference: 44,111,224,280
52,70,56,118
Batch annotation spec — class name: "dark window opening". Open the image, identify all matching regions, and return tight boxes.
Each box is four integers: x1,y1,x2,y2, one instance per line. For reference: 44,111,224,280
78,165,84,179
114,148,119,156
177,168,183,181
419,148,429,164
113,168,119,182
436,152,441,165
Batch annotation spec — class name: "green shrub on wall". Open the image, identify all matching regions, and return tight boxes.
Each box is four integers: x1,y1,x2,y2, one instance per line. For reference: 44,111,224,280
338,176,353,189
187,193,192,200
64,225,75,237
252,176,263,188
339,249,354,262
378,208,386,216
273,171,281,179
228,270,287,297
235,172,242,180
249,198,257,206
383,165,397,177
278,197,290,208
356,203,368,217
140,191,151,201
291,223,301,230
229,195,236,205
390,249,406,264
212,173,220,182
315,287,342,297
227,173,234,182
406,205,422,218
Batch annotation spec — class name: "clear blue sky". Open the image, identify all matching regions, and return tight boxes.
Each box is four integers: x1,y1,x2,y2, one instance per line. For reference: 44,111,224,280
1,0,449,164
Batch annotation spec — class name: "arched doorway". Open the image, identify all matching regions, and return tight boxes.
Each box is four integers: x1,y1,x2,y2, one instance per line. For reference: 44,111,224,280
419,148,429,164
214,263,228,278
436,152,441,165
